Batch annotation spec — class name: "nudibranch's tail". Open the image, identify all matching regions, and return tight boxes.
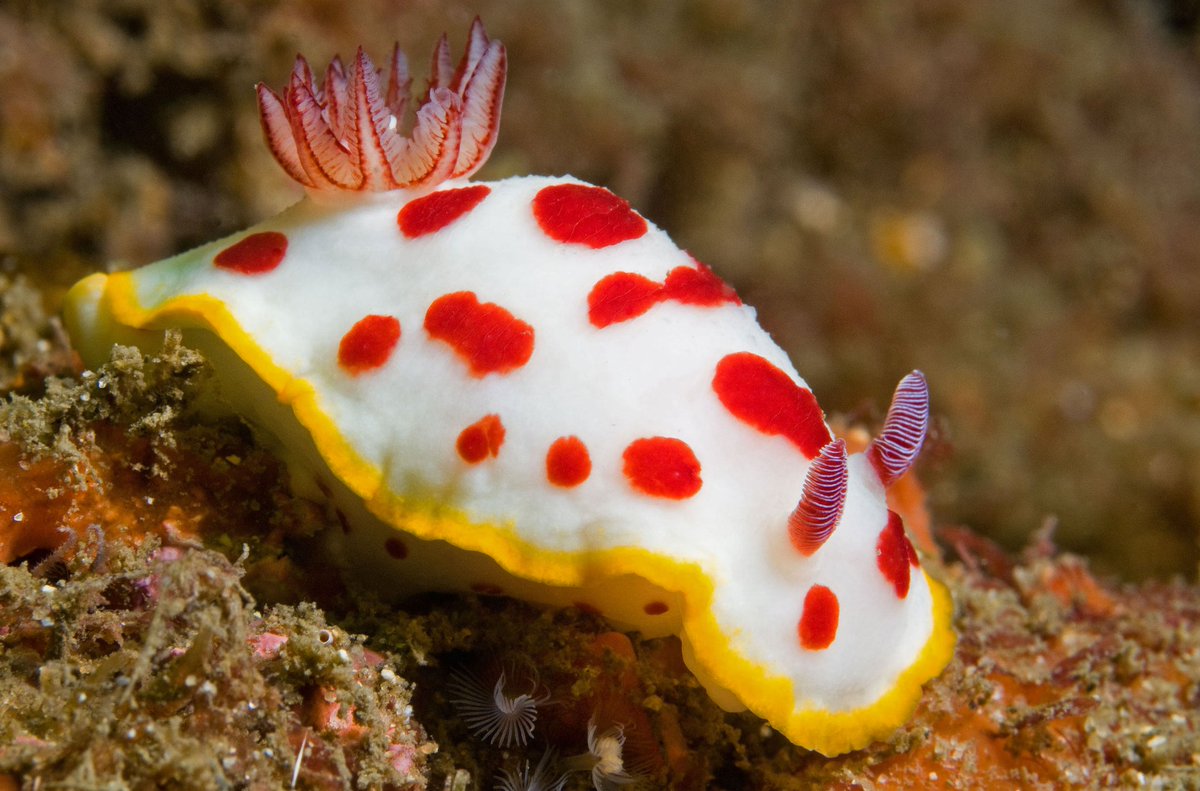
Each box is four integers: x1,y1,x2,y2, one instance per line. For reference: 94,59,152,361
62,274,138,367
256,17,506,193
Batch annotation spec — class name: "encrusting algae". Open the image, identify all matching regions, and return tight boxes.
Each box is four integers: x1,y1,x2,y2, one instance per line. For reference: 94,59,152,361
0,332,436,789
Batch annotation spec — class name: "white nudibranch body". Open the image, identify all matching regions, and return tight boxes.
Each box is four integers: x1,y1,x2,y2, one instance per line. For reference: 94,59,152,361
63,19,954,756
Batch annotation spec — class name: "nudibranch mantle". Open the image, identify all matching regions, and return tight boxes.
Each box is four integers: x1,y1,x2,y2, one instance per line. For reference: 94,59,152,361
63,20,953,757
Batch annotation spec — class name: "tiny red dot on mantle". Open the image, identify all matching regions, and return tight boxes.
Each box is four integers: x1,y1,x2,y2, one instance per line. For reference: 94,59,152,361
712,352,831,458
587,263,741,329
546,436,591,487
425,292,535,377
384,537,408,560
338,315,401,375
798,584,839,650
662,263,741,306
214,231,288,275
532,183,648,248
587,272,662,328
397,185,491,238
622,436,702,499
457,414,505,464
876,511,915,599
643,601,669,616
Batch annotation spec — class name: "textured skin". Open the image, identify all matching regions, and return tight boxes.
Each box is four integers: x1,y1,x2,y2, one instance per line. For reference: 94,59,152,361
64,175,954,755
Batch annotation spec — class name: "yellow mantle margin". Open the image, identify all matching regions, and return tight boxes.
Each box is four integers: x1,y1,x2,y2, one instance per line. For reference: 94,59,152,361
72,270,957,757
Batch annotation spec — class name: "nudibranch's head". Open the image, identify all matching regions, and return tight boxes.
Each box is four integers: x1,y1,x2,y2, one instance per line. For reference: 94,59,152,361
256,17,506,194
790,371,930,559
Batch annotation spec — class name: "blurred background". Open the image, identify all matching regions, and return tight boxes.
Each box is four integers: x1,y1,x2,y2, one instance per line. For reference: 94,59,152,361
1,0,1198,580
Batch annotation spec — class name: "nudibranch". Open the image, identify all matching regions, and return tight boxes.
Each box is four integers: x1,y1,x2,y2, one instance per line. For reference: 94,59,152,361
63,19,954,756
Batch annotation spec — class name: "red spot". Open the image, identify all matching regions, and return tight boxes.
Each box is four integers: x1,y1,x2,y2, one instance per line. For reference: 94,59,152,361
397,185,491,238
573,601,602,616
712,353,832,458
643,601,669,616
588,273,663,328
877,511,915,598
470,583,504,596
335,509,351,535
798,585,839,650
425,292,535,377
384,537,408,559
588,263,740,329
546,436,591,487
338,315,401,375
457,414,505,464
662,263,741,306
214,231,287,275
622,437,702,500
532,183,647,248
